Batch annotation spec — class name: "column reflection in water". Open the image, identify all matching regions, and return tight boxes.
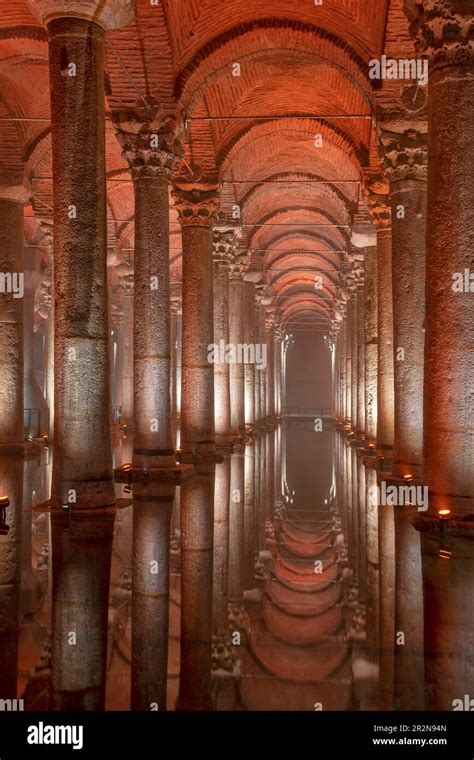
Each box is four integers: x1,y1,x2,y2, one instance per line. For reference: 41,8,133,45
131,483,175,711
228,448,245,622
0,457,24,699
50,508,114,710
177,462,215,710
212,457,231,671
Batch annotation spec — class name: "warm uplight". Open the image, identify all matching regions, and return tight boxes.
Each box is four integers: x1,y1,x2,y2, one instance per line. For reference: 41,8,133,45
403,474,413,481
121,463,132,472
0,495,10,507
438,509,451,518
439,549,452,560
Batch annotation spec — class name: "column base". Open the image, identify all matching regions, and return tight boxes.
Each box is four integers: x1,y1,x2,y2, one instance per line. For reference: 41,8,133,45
114,462,194,484
177,450,224,465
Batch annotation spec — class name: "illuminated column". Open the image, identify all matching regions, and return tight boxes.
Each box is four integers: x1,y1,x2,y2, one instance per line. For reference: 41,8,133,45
114,112,182,471
177,463,215,710
39,220,54,438
228,448,245,618
29,0,135,507
0,192,26,449
131,484,174,711
345,299,352,427
265,312,275,421
378,498,395,710
50,510,115,709
0,458,23,697
243,441,256,589
273,325,283,419
339,316,347,423
212,226,234,448
405,0,474,515
243,279,256,430
365,464,380,656
212,458,231,667
229,259,246,437
350,287,358,431
117,260,134,428
356,280,366,438
173,184,219,459
170,296,179,440
368,195,394,454
381,129,427,479
24,246,49,437
364,246,378,447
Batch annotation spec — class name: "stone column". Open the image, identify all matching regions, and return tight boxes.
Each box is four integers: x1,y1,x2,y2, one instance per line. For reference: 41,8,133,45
364,246,378,448
405,0,474,514
0,193,25,449
24,246,49,438
244,441,256,589
212,226,234,449
229,260,246,437
0,458,23,697
339,317,347,423
356,280,366,438
351,289,358,431
273,325,282,419
381,129,427,479
345,299,352,427
243,279,256,431
39,220,54,439
114,111,182,472
265,313,275,421
173,184,219,459
170,297,179,441
212,457,231,669
228,448,245,617
368,196,394,454
131,484,174,711
29,0,135,507
117,261,134,428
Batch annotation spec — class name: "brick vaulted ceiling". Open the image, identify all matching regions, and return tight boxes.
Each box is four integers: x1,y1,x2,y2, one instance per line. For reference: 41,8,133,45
0,0,405,332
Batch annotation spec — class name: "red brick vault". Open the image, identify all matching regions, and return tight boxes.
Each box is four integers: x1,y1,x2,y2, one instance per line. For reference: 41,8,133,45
0,0,472,714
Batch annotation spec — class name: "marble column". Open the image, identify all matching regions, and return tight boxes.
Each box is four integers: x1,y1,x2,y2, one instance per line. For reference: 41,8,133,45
356,280,366,438
212,457,231,660
405,0,474,515
30,0,135,507
24,246,49,437
243,279,256,431
369,196,394,454
212,227,234,448
265,314,275,421
382,129,427,479
173,184,219,459
229,261,246,437
364,246,378,448
350,289,358,431
228,448,245,617
114,112,182,471
0,195,25,449
345,300,352,427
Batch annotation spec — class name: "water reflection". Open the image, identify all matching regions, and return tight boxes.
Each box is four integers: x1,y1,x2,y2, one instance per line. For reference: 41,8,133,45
0,422,472,711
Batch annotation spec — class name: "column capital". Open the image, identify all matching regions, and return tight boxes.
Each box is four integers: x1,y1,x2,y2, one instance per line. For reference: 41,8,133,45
367,193,392,231
379,128,428,183
112,110,183,182
172,184,219,229
212,224,241,265
115,258,134,293
27,0,134,30
404,0,474,70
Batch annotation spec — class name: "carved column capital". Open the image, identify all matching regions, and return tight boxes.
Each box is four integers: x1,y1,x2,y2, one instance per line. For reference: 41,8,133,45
404,0,474,70
212,225,240,266
113,111,183,182
367,193,392,231
379,128,428,183
172,184,220,229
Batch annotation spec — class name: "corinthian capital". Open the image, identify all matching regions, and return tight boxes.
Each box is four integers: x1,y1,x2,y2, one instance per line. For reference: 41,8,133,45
113,110,183,182
172,184,220,229
379,128,428,182
404,0,474,69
